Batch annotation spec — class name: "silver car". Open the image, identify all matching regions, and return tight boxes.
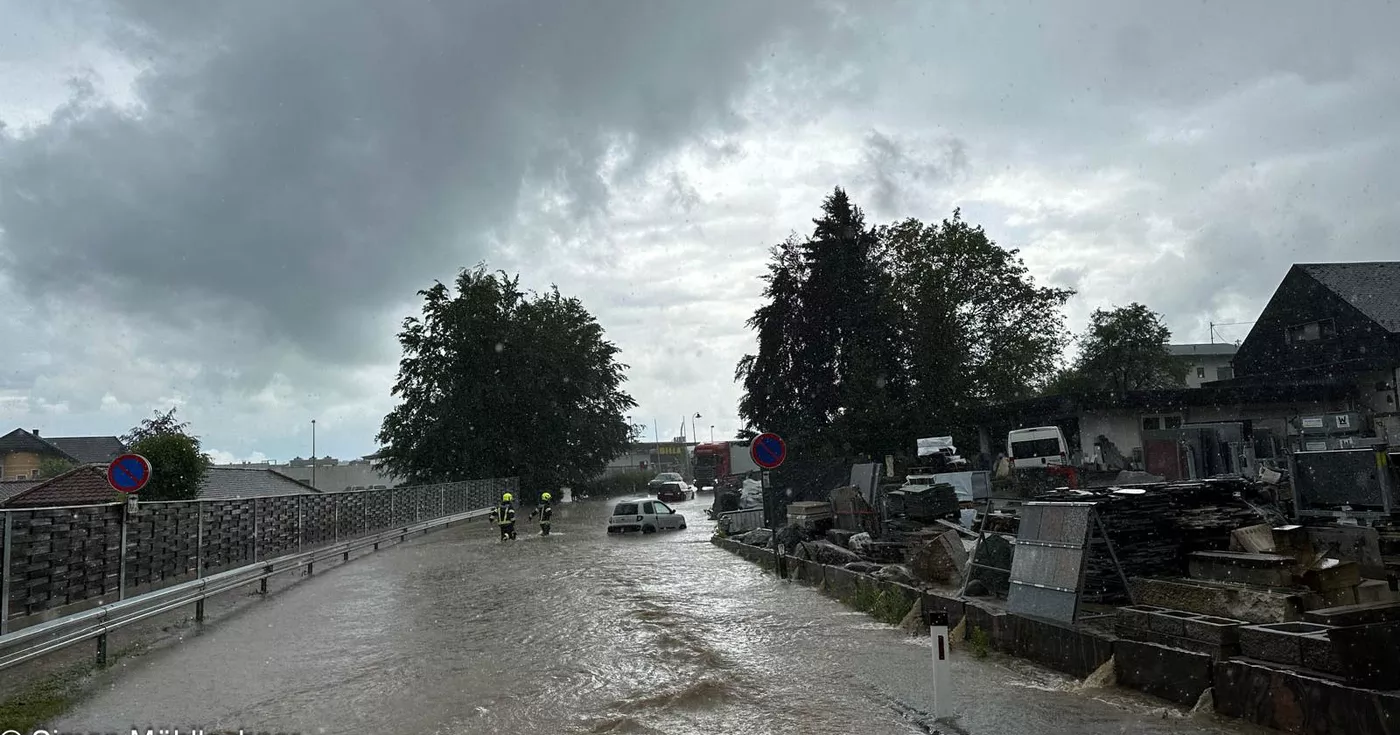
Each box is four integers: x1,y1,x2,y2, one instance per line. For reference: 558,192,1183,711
607,497,687,534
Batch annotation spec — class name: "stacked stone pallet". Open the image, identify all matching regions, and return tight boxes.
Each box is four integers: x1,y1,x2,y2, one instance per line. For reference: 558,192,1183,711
1037,477,1268,602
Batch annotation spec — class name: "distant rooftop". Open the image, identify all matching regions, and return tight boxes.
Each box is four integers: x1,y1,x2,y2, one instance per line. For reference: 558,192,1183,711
1298,262,1400,333
1169,343,1238,357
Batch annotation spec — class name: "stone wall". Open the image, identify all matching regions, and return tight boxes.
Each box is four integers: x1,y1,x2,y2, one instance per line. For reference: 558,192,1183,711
1,478,513,631
710,534,1400,735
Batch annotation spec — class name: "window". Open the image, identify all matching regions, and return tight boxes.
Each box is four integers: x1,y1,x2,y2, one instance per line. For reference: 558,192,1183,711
1196,366,1206,378
1286,319,1337,344
654,502,672,514
1011,438,1060,459
30,469,40,479
613,503,639,516
1217,366,1234,380
642,502,654,514
1143,414,1183,431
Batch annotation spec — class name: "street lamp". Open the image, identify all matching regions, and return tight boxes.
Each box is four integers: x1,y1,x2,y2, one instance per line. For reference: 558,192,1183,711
710,425,715,442
692,413,701,444
311,419,317,490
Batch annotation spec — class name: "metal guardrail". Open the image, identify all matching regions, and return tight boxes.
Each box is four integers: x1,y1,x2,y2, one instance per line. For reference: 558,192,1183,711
0,506,493,672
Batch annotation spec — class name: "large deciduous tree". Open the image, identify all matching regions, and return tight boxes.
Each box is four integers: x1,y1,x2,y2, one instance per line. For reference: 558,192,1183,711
737,191,1073,466
123,407,209,501
376,266,636,495
1055,303,1186,394
883,211,1073,435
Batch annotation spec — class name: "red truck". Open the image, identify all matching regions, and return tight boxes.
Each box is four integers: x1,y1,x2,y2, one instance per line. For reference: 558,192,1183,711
693,440,764,490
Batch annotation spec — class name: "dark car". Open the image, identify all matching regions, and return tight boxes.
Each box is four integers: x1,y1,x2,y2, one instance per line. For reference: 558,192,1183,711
647,472,685,491
656,481,689,503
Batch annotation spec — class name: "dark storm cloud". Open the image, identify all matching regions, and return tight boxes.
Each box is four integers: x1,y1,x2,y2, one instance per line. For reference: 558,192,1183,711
860,130,967,216
0,0,839,363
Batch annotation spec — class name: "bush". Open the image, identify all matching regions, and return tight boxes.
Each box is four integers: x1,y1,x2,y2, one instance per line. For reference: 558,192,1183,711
574,469,655,498
130,434,209,501
969,625,991,658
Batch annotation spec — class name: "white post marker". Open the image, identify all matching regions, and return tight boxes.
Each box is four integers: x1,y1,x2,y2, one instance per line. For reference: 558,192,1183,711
927,608,953,720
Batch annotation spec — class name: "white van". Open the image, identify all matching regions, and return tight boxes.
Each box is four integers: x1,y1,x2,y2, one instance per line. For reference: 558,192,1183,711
1007,426,1069,470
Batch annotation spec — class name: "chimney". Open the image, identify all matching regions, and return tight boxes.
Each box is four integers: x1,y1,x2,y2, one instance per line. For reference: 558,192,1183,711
31,429,39,437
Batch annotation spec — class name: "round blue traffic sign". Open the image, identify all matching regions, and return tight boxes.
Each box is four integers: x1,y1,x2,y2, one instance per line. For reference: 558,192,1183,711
107,453,152,494
750,432,787,470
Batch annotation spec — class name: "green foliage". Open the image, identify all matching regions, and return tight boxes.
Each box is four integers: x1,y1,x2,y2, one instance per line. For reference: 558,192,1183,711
376,265,637,491
969,625,991,658
130,433,209,501
736,189,1073,472
1050,303,1186,394
871,588,913,625
122,406,191,445
574,469,654,498
121,407,207,501
38,456,76,479
843,582,913,625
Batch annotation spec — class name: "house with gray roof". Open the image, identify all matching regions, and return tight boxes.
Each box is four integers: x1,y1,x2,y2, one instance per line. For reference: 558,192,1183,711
199,466,321,500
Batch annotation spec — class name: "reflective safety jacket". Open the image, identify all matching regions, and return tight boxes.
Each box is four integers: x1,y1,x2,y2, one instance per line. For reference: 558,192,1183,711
495,504,516,526
531,501,553,522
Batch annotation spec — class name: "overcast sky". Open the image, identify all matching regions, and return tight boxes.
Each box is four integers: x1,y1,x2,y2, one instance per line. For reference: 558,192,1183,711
2,0,1397,465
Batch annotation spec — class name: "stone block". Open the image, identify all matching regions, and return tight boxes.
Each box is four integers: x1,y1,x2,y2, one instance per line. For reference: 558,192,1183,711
1328,622,1400,690
1182,615,1246,645
1114,604,1166,633
1147,608,1197,636
1215,658,1400,735
994,614,1114,679
1301,560,1362,592
1357,580,1399,604
1130,577,1306,623
1238,622,1334,666
1118,628,1237,659
962,600,1006,644
1304,600,1400,627
921,592,965,628
908,529,967,586
1115,639,1214,706
1299,633,1343,676
1188,551,1296,587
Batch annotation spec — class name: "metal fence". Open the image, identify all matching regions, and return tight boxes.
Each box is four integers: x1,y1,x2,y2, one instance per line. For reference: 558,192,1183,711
0,478,515,635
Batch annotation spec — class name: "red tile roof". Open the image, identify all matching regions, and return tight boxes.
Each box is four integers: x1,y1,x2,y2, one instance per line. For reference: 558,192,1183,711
2,464,123,508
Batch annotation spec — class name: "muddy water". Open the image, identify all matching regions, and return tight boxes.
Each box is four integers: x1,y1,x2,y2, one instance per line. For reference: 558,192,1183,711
53,497,1264,734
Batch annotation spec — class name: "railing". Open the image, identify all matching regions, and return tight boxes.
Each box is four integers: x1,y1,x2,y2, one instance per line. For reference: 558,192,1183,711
0,477,514,668
716,508,765,535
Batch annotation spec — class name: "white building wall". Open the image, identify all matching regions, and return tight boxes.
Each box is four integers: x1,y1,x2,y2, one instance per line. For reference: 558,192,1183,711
1078,410,1145,461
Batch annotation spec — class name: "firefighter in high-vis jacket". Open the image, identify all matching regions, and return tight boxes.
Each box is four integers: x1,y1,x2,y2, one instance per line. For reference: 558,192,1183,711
495,492,517,541
529,491,554,536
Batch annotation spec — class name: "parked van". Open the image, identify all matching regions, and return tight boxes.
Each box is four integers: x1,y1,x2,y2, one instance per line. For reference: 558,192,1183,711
1007,426,1069,470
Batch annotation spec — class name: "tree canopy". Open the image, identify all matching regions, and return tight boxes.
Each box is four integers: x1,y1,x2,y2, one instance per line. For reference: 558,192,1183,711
737,188,1072,476
124,407,208,501
1049,303,1186,394
375,266,636,496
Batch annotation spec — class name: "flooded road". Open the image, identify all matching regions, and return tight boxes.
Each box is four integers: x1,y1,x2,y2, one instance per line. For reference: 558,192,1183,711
54,496,1266,734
